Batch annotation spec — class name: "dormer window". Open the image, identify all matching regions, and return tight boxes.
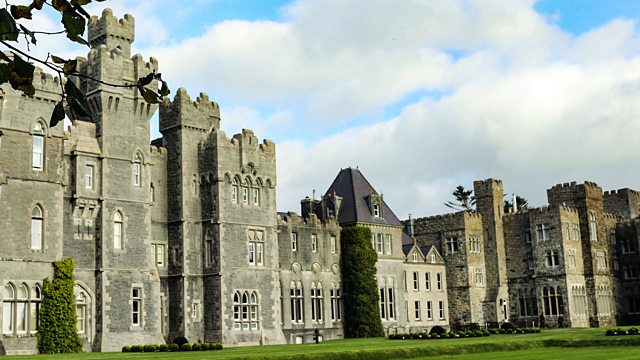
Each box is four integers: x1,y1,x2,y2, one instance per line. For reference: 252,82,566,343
412,252,418,262
373,204,380,217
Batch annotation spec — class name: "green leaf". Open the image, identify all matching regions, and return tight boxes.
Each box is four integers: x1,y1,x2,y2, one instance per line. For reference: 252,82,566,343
9,54,35,95
63,60,77,75
52,0,73,12
64,79,91,117
31,0,45,10
137,72,154,87
67,33,89,46
159,79,170,97
51,55,66,64
50,101,65,128
138,85,159,104
62,10,85,38
10,5,33,20
19,25,37,45
0,9,19,41
0,63,9,84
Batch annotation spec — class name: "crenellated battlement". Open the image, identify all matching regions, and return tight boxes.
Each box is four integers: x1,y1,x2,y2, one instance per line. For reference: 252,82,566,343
229,129,276,154
31,67,62,95
549,180,602,192
159,88,221,133
88,9,135,58
412,211,465,225
150,145,167,157
605,188,640,197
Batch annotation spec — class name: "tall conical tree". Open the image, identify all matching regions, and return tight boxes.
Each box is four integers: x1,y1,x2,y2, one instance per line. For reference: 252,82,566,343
341,226,384,338
37,258,82,354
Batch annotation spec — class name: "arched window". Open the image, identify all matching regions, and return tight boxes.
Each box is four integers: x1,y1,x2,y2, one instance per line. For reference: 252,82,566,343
15,284,28,334
232,290,259,330
311,283,323,323
76,292,87,333
31,205,43,250
205,230,214,267
29,284,41,334
32,123,44,170
114,211,123,249
3,284,15,335
290,281,303,323
132,154,142,186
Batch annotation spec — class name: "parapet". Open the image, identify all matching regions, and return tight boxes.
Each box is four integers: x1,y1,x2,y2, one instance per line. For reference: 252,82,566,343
159,88,221,132
31,67,62,96
230,129,276,154
88,9,135,58
473,178,504,197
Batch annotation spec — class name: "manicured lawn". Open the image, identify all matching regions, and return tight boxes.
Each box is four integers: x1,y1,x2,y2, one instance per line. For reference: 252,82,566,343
9,328,640,360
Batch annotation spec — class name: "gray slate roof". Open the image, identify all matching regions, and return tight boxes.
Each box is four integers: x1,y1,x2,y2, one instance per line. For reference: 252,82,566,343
324,167,402,226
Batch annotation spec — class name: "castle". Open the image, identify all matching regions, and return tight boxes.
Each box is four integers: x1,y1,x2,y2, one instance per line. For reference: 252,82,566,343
0,9,638,355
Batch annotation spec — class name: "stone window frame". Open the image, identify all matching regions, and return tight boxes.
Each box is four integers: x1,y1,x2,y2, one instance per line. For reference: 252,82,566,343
31,120,46,171
85,164,94,189
232,290,259,331
474,267,485,286
412,271,419,291
247,228,264,266
31,204,44,251
330,285,341,322
572,223,581,241
384,234,392,254
595,250,607,269
205,229,215,267
379,278,395,321
150,244,165,267
445,236,459,254
130,284,144,329
113,210,125,250
544,249,560,268
291,232,297,252
310,282,323,323
330,235,337,254
426,300,433,320
252,188,260,206
567,248,576,269
536,223,551,242
131,152,143,187
425,272,431,291
414,300,421,321
438,300,446,320
589,211,598,241
436,272,443,291
311,234,317,253
3,282,42,337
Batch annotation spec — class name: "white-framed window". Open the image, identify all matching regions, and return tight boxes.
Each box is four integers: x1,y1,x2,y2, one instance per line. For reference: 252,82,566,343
589,212,598,241
311,234,317,253
379,287,395,320
376,234,384,254
233,291,259,330
412,252,418,262
597,285,611,315
545,250,560,268
438,300,445,319
536,223,551,241
596,251,607,269
430,253,436,263
30,285,41,334
572,224,581,241
32,123,44,170
385,234,392,254
571,285,587,316
248,230,264,266
291,232,297,252
150,244,165,267
253,188,259,205
475,267,484,286
469,237,481,253
242,187,249,205
132,156,141,187
232,185,238,203
330,236,336,254
567,249,576,269
132,287,142,326
414,301,421,321
330,287,342,321
413,272,419,291
2,283,39,336
445,237,459,254
425,272,431,291
426,301,433,320
114,211,123,249
373,204,380,217
311,282,323,323
76,292,87,333
290,282,304,323
31,205,43,251
436,272,443,291
85,165,94,189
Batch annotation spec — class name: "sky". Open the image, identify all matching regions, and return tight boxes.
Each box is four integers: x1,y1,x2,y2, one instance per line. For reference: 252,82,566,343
15,0,640,219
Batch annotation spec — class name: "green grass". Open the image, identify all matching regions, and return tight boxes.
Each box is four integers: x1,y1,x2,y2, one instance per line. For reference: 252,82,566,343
9,328,640,360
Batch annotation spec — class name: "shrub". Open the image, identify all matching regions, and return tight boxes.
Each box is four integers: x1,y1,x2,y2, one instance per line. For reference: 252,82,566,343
488,328,499,334
158,344,169,352
618,329,628,335
181,343,192,351
200,343,210,350
429,325,447,335
173,336,189,346
130,345,144,353
482,330,491,336
168,344,179,352
192,342,202,351
121,346,131,353
448,332,456,338
629,327,639,335
532,327,541,333
606,329,615,336
474,330,484,337
143,344,157,352
498,328,505,334
500,322,515,330
212,342,223,350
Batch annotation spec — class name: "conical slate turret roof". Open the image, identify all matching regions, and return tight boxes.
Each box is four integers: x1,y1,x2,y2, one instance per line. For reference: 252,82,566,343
324,167,402,226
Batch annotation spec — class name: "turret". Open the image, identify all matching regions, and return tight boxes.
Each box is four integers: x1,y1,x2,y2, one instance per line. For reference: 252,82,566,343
88,9,135,58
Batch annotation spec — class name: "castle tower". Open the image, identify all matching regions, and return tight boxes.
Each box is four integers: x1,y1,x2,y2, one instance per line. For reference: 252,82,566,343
474,179,509,323
69,9,164,351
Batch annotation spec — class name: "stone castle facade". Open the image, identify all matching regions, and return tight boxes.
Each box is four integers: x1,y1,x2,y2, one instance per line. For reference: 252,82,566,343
0,8,638,356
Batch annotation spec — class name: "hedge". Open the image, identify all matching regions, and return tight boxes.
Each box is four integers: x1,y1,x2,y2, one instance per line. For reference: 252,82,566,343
122,342,223,352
